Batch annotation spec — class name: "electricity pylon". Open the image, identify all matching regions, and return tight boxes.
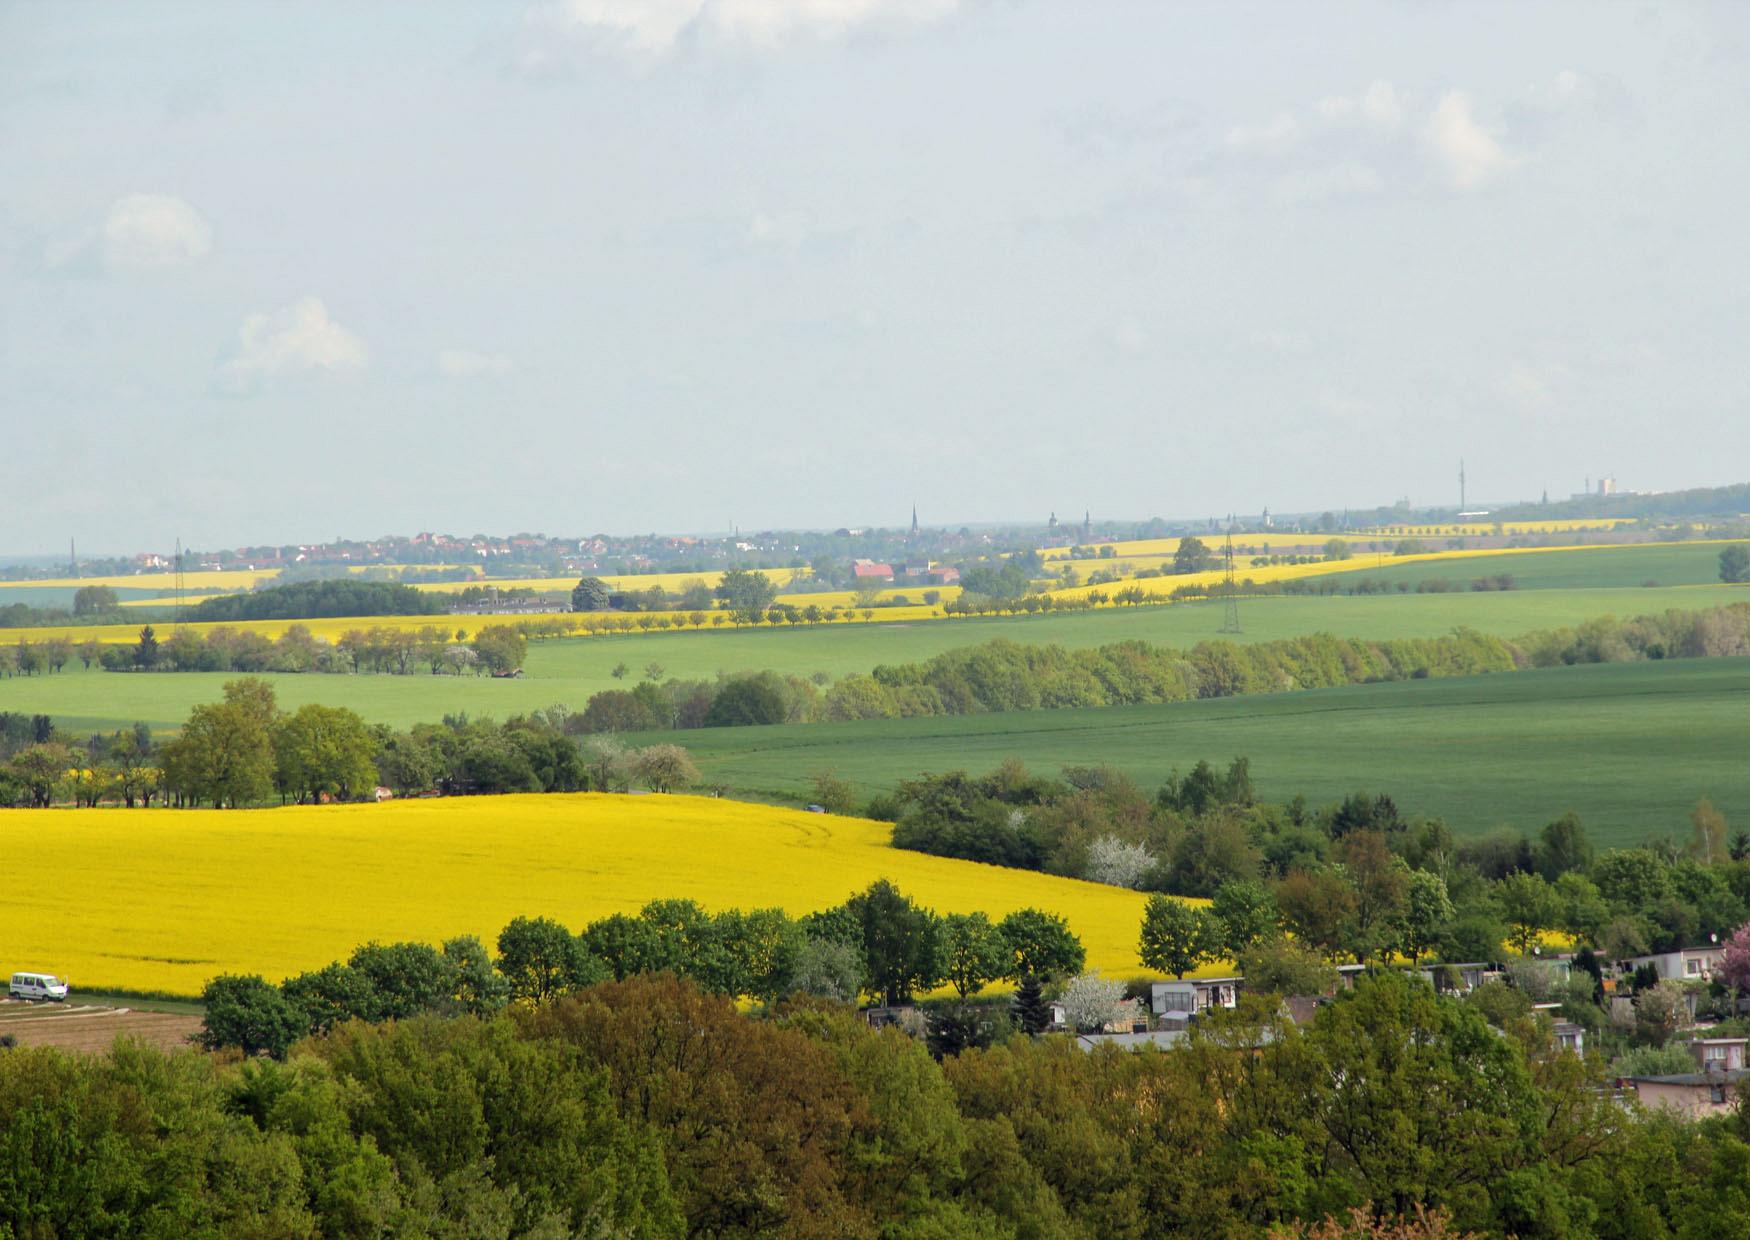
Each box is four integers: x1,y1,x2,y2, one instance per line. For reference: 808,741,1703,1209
1218,518,1242,634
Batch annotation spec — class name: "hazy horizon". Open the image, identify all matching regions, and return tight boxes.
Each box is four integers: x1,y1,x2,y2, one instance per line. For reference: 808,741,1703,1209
6,1,1749,551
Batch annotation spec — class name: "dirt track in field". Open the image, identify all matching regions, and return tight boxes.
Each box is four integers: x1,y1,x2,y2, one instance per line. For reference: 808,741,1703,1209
0,999,201,1053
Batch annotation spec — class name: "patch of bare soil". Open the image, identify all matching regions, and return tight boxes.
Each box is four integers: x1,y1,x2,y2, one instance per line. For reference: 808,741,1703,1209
0,998,202,1053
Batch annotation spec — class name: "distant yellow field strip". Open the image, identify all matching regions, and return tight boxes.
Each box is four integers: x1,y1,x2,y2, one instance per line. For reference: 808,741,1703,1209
1038,539,1738,603
0,794,1185,996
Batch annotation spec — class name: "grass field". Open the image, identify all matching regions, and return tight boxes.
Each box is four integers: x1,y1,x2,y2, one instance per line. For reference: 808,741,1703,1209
1299,542,1746,592
634,657,1750,850
0,793,1167,996
2,585,1740,735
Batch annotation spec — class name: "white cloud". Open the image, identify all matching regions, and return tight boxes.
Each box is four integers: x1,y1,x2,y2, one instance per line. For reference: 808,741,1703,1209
533,0,958,60
103,194,213,268
218,297,367,392
1499,361,1569,409
45,193,213,272
437,349,518,378
747,208,815,246
1225,111,1300,150
1315,80,1405,132
1423,91,1514,190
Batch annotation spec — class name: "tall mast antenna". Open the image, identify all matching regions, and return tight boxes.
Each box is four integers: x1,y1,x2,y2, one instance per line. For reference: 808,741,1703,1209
1459,458,1467,513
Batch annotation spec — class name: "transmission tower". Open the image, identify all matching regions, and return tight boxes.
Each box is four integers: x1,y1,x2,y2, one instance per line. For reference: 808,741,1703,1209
1218,518,1242,634
174,538,186,628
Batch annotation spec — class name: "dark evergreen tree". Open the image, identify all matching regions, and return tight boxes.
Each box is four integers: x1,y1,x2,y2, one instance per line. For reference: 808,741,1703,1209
1011,973,1051,1036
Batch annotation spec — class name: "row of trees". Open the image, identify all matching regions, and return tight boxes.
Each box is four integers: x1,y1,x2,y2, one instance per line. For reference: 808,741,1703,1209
812,626,1516,724
200,882,1087,1057
14,968,1750,1236
104,621,529,676
0,682,707,807
190,578,448,621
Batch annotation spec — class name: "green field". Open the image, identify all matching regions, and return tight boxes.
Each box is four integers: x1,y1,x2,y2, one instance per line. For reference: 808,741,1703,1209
1,584,1741,735
1304,542,1747,592
636,657,1750,850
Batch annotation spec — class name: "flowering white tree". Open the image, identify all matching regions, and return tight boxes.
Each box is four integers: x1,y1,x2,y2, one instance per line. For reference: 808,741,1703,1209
1086,835,1156,889
1060,970,1130,1034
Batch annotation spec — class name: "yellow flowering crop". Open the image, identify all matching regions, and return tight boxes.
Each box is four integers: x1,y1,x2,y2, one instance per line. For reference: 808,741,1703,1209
0,793,1187,996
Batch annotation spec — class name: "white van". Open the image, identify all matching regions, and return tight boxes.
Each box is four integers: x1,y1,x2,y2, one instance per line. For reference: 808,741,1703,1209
9,973,68,1002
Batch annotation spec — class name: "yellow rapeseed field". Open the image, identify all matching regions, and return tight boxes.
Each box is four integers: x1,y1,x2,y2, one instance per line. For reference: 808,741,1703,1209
7,569,284,592
0,794,1182,996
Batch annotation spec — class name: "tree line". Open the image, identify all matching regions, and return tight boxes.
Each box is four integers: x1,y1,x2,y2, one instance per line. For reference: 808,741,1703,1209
0,683,703,808
91,621,528,676
196,881,1087,1060
190,578,448,621
10,967,1750,1236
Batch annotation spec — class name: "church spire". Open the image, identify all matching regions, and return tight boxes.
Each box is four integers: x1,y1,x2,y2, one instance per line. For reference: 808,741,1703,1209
910,504,919,536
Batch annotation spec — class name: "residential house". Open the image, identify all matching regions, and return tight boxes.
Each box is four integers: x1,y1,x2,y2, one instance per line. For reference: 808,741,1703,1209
851,559,894,582
1417,962,1508,995
1075,1030,1187,1053
1552,1022,1586,1056
1689,1036,1748,1072
1620,1067,1744,1119
1624,945,1724,983
1151,977,1241,1018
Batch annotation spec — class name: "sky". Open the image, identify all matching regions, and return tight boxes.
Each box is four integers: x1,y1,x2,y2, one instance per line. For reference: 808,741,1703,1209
3,1,1749,552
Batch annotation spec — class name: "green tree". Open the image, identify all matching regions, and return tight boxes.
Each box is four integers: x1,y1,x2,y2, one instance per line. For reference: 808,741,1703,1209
160,682,279,807
471,624,528,674
496,916,602,1003
1275,868,1359,960
1497,871,1559,956
1235,936,1337,996
1720,543,1750,583
1173,536,1215,574
4,743,71,808
1009,973,1052,1035
995,908,1086,983
273,703,379,803
1536,811,1592,880
1210,880,1279,956
133,624,160,669
71,584,120,615
702,676,788,726
347,941,456,1020
199,974,307,1058
570,575,611,611
281,962,381,1033
715,567,779,619
1398,870,1455,964
809,769,859,816
845,880,942,1006
1138,895,1219,979
938,912,1007,1000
